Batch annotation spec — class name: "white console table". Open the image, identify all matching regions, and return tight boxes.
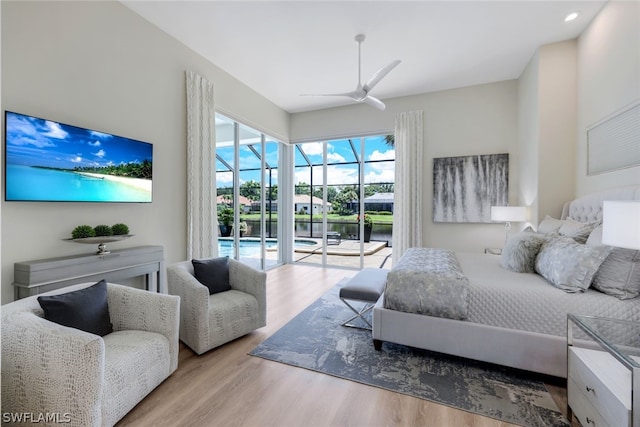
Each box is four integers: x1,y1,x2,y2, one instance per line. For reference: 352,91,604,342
13,245,165,299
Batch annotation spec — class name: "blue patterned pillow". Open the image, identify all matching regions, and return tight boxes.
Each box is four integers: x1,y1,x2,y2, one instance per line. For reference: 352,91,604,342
535,237,612,292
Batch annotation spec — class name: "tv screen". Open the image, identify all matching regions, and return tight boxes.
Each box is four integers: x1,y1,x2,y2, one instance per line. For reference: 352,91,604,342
4,111,152,202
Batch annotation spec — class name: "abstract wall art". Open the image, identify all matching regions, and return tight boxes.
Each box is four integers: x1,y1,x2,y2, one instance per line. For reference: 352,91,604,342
433,153,509,223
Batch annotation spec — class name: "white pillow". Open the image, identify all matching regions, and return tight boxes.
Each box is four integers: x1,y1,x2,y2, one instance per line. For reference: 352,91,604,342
537,215,564,234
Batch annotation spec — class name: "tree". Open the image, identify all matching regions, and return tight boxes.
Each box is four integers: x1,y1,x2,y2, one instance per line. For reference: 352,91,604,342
295,182,311,195
384,134,394,147
332,188,358,216
239,180,261,201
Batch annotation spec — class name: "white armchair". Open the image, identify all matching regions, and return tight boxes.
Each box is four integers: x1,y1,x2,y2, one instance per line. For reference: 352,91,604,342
167,258,266,355
1,283,180,427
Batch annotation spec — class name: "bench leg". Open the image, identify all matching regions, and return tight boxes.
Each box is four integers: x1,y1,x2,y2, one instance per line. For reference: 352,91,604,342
340,298,374,330
373,339,382,351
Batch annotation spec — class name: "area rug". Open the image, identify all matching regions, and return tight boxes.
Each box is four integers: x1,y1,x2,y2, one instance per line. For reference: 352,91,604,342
249,281,568,427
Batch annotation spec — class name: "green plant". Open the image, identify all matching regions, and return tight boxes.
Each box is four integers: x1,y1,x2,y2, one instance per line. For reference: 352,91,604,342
357,213,373,227
112,223,130,235
94,225,113,236
218,207,234,226
71,225,96,239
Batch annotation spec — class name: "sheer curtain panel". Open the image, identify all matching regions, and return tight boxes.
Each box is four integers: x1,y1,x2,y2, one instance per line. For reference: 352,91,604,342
392,110,424,263
185,70,217,260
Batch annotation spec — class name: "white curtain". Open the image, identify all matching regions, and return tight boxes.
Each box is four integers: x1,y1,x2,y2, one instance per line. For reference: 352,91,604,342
392,110,424,263
185,70,217,260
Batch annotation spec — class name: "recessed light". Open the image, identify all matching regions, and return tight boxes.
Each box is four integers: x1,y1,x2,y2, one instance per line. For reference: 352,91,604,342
565,12,579,22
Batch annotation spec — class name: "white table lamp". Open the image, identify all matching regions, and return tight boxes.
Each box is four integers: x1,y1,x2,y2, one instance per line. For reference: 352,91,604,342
602,201,640,250
491,206,527,243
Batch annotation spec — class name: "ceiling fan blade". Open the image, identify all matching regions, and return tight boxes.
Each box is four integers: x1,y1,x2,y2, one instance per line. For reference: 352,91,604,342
300,90,360,99
363,59,401,93
362,95,386,111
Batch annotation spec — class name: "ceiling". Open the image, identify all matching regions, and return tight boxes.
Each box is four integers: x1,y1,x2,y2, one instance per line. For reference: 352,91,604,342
122,1,605,114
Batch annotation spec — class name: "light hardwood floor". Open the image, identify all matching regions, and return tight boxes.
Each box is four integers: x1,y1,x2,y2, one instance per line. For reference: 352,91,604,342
118,263,577,427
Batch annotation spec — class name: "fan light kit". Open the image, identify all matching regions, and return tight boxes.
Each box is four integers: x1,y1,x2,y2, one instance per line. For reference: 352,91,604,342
302,34,401,111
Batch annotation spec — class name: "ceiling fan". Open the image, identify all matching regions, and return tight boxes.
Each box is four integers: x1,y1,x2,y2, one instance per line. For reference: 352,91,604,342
302,34,401,111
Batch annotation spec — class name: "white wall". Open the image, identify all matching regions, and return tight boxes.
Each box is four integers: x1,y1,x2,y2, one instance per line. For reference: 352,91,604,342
291,80,519,253
576,0,640,195
1,1,289,303
517,51,540,226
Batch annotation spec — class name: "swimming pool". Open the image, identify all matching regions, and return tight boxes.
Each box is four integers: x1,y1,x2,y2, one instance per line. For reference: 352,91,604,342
218,238,316,257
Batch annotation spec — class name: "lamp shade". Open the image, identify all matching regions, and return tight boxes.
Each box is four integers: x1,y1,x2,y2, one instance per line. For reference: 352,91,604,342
602,201,640,250
491,206,527,222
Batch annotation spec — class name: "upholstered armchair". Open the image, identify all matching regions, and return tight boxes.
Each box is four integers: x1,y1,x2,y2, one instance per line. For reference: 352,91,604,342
1,282,180,427
167,258,266,355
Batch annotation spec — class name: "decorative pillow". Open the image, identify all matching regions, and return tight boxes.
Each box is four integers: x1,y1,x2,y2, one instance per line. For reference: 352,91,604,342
591,248,640,299
192,257,231,295
558,217,599,244
37,279,113,336
500,232,548,273
537,215,564,234
586,227,640,299
585,224,603,246
535,237,612,292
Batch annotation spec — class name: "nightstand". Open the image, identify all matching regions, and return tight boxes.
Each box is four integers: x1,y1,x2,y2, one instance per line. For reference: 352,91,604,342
567,314,640,427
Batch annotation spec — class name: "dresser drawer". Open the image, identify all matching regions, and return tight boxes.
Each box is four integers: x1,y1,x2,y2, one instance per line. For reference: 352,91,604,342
568,377,611,427
568,347,631,427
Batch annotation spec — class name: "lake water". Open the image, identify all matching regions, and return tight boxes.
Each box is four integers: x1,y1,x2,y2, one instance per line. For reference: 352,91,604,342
6,164,151,202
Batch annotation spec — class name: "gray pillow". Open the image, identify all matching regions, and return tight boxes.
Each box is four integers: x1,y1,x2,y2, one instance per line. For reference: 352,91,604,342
500,232,547,273
535,236,612,292
591,248,640,299
192,257,231,295
38,280,113,336
586,227,640,299
558,217,599,244
537,215,564,234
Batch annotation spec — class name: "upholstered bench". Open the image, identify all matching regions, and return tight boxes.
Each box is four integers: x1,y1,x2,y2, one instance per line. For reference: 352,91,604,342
339,268,388,330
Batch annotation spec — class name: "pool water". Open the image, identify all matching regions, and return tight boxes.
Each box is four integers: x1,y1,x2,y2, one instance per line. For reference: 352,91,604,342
218,238,315,257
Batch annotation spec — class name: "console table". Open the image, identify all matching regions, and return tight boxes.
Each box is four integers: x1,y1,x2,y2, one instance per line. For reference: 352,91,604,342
13,245,165,299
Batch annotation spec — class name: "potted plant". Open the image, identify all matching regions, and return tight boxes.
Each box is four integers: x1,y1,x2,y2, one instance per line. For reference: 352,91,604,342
239,221,249,237
218,207,234,237
357,213,373,242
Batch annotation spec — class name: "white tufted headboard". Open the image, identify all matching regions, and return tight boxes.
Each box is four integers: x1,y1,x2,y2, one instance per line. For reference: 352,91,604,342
561,185,640,222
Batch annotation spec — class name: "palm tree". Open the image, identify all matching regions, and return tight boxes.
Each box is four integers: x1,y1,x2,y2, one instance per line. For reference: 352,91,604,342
384,134,394,147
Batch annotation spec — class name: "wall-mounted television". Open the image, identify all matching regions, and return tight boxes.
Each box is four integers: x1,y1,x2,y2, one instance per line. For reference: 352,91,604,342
4,111,152,202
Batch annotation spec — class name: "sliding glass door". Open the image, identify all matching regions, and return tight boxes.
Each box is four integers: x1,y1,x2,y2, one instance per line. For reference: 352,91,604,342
215,114,281,270
294,135,395,269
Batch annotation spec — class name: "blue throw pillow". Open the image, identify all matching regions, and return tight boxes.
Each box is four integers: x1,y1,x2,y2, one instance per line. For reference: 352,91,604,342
192,257,231,295
38,280,113,336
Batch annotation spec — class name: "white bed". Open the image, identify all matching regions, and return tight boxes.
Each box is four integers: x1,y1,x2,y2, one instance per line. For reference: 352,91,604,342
372,185,640,378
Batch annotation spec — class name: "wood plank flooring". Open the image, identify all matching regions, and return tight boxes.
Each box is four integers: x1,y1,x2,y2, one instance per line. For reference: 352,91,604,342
118,264,578,427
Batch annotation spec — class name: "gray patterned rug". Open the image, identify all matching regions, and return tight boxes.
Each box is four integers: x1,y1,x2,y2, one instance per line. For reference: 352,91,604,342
249,281,568,427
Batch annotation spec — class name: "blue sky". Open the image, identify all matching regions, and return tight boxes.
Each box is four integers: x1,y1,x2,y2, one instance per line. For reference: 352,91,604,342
5,112,152,169
216,135,394,188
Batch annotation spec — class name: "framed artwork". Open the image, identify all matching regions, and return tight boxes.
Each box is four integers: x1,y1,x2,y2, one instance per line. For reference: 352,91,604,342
433,153,508,223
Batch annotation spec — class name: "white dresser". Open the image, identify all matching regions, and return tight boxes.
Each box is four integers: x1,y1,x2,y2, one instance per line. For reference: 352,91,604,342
567,314,640,427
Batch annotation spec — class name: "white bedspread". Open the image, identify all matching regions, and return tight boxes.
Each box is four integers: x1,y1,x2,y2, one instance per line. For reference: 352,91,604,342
457,252,640,338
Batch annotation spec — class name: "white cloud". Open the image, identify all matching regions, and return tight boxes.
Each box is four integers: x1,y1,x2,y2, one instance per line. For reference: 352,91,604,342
88,140,101,147
301,142,323,155
44,121,69,139
93,149,106,158
368,149,395,161
327,152,346,163
70,156,82,163
89,130,112,139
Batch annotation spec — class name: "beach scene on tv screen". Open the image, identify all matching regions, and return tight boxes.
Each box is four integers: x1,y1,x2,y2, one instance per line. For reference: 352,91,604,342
5,112,152,202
